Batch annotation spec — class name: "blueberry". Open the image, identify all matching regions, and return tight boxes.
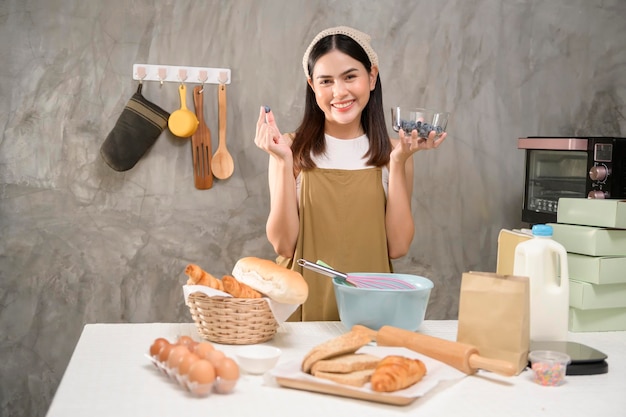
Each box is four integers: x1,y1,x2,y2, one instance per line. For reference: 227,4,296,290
264,105,271,113
399,119,446,137
400,120,414,132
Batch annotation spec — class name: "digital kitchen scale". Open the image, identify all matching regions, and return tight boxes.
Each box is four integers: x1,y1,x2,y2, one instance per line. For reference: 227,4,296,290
530,341,609,375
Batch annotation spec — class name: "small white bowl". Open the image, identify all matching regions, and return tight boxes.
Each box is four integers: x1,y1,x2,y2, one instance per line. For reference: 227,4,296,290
236,345,282,374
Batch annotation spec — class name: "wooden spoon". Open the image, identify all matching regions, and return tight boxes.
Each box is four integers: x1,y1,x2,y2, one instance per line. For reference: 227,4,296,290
211,72,234,179
191,86,213,189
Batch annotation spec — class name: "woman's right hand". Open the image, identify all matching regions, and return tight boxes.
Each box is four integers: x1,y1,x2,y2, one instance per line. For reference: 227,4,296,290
254,106,293,161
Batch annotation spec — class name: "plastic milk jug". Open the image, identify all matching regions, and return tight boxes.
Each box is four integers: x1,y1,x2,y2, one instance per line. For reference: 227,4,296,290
513,224,569,342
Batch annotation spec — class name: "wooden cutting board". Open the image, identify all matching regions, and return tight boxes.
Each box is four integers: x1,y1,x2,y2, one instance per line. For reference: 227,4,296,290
274,376,417,406
272,345,466,406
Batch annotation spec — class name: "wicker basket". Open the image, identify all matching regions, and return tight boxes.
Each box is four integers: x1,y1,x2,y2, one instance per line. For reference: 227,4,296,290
187,292,278,345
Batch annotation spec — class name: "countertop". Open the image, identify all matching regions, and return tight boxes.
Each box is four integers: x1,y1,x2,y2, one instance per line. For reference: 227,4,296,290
45,321,626,417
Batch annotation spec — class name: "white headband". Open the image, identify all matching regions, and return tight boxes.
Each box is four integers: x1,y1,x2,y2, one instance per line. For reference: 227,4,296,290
302,26,379,79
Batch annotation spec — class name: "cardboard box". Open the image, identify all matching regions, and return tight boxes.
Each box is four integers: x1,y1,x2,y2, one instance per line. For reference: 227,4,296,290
569,307,626,332
567,253,626,284
496,229,532,275
569,279,626,310
557,198,626,229
548,223,626,256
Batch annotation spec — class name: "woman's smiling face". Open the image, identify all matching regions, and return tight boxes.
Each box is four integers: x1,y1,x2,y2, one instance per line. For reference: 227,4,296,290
308,50,378,137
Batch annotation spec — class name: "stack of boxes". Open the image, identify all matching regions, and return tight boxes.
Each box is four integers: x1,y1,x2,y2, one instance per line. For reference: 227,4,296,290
549,198,626,332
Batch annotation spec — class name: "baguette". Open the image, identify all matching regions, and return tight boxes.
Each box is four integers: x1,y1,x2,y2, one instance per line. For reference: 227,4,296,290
370,355,427,392
221,275,263,298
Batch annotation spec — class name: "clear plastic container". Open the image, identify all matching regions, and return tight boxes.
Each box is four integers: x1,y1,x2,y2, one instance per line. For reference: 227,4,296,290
529,350,571,386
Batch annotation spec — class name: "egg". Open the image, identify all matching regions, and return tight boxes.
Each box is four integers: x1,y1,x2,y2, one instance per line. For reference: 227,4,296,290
149,338,170,357
206,349,226,367
188,359,216,396
178,352,200,377
167,345,191,371
214,357,240,394
194,342,215,359
176,335,195,349
158,343,174,363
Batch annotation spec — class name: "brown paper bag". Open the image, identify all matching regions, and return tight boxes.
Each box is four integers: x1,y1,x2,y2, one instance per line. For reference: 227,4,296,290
496,229,532,275
457,271,530,375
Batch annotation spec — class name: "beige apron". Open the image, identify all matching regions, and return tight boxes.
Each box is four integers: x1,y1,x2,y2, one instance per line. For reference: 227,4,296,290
279,167,391,321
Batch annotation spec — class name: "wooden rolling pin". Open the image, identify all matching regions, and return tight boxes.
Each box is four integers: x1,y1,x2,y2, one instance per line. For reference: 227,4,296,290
352,325,516,376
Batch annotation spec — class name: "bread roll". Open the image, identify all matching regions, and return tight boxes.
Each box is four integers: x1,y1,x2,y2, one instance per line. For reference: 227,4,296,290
370,355,427,392
231,257,308,304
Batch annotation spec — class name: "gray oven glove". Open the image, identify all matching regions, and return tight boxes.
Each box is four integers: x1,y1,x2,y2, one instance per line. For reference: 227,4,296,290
100,84,170,171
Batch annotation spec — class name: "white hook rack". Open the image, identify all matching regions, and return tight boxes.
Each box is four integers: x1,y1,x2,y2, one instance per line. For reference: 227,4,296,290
133,64,231,85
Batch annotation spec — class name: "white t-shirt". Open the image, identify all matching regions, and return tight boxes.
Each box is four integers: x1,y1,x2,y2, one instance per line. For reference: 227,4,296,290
295,134,390,200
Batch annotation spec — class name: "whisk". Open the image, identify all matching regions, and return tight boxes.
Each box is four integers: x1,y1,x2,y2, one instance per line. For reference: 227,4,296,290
297,259,417,290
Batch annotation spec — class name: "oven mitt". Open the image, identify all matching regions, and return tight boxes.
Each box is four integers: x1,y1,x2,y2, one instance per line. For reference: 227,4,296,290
100,84,170,171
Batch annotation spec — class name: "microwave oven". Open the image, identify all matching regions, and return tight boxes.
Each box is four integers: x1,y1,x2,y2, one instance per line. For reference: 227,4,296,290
517,137,626,224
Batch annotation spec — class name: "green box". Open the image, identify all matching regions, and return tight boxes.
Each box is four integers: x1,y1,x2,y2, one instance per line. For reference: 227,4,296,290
569,307,626,332
548,223,626,256
557,198,626,229
569,279,626,310
567,253,626,284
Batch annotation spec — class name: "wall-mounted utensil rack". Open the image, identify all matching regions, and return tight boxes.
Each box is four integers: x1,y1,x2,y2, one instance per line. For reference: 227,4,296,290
133,64,231,85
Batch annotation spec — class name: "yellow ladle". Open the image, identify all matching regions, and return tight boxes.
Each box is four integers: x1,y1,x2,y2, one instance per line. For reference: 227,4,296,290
168,84,198,138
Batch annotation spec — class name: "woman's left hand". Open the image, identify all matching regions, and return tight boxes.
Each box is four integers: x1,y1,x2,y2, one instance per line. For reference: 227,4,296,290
390,128,447,162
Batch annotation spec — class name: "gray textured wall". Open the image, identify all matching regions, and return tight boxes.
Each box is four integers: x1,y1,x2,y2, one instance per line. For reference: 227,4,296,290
1,0,625,415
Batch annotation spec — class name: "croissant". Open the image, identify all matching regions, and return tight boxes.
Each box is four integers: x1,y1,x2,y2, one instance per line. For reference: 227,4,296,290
184,264,224,291
222,275,262,298
370,355,427,392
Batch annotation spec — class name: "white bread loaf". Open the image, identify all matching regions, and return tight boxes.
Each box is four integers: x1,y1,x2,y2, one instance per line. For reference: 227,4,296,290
231,257,308,305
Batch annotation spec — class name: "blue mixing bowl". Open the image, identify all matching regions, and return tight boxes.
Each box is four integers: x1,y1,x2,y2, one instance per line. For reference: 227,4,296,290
333,273,433,331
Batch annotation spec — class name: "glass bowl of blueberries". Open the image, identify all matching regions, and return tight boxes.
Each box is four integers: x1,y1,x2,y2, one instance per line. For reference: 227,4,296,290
391,107,450,139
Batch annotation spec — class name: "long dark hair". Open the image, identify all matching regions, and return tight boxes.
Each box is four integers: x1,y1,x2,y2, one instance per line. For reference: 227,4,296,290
292,34,390,173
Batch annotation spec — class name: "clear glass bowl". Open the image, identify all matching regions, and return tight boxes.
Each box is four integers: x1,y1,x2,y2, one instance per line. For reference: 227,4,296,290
391,107,450,139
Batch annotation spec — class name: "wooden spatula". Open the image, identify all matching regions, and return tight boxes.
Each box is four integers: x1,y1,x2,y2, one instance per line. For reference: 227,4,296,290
191,86,213,189
352,325,517,376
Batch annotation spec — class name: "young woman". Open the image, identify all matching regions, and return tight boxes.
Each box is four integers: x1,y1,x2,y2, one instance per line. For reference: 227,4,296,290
254,26,446,321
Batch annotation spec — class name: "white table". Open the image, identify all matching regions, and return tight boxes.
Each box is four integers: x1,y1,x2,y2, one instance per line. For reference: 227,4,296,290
45,321,626,417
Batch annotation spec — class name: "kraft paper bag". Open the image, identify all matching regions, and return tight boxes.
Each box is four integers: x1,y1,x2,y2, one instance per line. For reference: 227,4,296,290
456,271,530,375
496,229,532,275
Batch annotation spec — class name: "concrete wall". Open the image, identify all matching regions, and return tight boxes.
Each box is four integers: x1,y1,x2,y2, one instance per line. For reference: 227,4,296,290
1,0,625,415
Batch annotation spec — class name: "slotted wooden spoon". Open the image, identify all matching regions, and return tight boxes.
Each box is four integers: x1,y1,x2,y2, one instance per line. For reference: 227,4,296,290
191,86,213,189
211,72,234,179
